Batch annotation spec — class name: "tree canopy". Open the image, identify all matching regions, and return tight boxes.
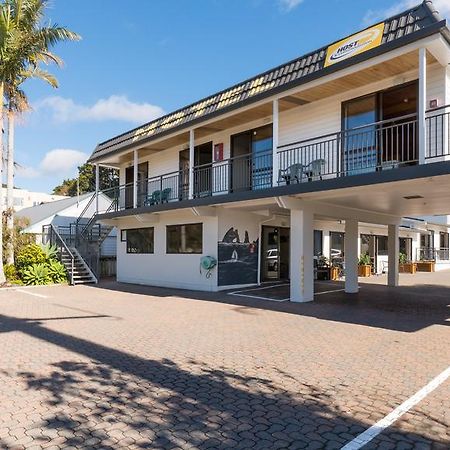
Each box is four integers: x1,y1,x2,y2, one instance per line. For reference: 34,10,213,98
53,163,119,197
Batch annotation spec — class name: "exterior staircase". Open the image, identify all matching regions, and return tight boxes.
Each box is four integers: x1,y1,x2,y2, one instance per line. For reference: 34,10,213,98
60,247,97,285
42,193,116,285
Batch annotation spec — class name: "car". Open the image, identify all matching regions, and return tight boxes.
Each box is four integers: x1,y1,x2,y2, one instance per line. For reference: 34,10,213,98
266,249,278,272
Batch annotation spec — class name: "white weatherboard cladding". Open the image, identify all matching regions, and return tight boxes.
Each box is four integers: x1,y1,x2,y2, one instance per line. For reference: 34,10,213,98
122,64,446,186
117,212,218,291
278,64,445,146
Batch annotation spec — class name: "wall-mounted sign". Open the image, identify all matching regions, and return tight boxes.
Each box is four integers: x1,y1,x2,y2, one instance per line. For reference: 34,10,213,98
429,99,438,109
214,143,224,162
324,23,384,68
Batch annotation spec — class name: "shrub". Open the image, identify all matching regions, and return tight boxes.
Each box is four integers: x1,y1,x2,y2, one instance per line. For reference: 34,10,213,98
16,244,47,272
22,263,51,286
39,243,58,260
4,264,22,285
399,252,408,264
47,260,68,284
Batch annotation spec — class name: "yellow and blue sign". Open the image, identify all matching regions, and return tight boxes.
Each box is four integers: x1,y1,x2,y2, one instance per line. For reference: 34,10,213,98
325,23,385,67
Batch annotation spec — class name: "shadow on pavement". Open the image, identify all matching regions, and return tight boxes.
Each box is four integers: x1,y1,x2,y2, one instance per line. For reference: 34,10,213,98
89,280,450,333
0,313,446,449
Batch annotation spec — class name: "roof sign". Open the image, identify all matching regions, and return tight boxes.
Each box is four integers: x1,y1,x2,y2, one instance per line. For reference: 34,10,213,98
324,22,385,68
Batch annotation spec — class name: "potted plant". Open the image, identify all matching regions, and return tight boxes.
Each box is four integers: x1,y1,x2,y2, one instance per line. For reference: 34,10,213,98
398,252,417,274
358,253,372,277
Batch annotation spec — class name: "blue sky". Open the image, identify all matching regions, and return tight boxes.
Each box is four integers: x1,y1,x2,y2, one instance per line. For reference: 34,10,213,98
12,0,450,193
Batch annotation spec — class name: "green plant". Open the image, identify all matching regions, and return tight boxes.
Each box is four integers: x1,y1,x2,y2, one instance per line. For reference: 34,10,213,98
358,253,371,266
22,263,51,286
15,244,47,272
399,252,408,264
47,260,68,284
4,264,22,284
39,243,58,261
317,255,330,267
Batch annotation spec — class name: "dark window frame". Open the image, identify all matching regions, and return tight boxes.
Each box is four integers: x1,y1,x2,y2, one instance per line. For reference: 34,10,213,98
166,223,203,254
126,227,155,254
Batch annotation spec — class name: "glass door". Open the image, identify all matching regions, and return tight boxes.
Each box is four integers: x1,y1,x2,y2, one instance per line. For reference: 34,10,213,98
342,95,377,175
231,125,273,192
251,125,273,190
261,226,290,281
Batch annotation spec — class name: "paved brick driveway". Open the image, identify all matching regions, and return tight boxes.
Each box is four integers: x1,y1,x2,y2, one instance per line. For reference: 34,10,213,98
0,276,448,449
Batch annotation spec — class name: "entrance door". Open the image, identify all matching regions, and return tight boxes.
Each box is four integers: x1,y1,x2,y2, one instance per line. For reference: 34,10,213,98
380,82,418,164
342,81,418,173
231,125,273,192
261,226,289,281
125,162,148,208
179,142,213,200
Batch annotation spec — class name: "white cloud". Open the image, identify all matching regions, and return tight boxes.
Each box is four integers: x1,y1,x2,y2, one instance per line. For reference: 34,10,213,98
17,149,88,179
278,0,304,12
363,0,450,26
37,95,165,124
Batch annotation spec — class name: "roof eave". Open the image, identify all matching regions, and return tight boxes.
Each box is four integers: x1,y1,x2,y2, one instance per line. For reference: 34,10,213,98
88,20,448,165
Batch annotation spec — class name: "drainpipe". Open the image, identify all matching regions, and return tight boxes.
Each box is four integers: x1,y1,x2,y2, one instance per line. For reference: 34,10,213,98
272,99,279,187
189,129,195,199
257,215,276,285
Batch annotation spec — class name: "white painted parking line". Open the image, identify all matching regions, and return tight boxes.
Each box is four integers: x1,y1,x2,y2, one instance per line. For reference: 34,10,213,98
314,288,346,296
341,365,450,450
16,289,49,299
228,283,290,302
228,292,290,302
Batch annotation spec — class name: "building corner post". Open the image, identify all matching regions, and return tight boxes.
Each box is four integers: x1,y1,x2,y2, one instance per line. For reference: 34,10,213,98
133,149,138,209
95,163,100,214
189,129,195,199
272,99,279,187
290,208,314,302
418,47,427,165
388,224,400,287
344,218,359,294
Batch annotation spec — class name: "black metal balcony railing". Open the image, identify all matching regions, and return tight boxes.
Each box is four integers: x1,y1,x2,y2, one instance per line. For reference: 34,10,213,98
99,105,450,213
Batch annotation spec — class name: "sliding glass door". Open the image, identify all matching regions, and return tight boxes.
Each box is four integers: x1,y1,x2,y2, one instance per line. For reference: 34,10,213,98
231,125,273,192
342,81,418,174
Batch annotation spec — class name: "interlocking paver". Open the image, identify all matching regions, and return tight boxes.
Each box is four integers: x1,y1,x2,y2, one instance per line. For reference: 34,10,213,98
0,274,449,449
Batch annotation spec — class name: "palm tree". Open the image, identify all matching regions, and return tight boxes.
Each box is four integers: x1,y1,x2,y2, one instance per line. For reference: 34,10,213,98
0,0,79,275
4,68,58,265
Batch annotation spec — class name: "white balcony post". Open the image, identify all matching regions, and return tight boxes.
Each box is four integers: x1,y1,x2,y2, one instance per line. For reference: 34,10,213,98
290,208,314,302
344,218,359,294
189,129,195,199
95,163,99,213
418,47,427,165
388,224,399,287
133,149,138,208
272,99,279,187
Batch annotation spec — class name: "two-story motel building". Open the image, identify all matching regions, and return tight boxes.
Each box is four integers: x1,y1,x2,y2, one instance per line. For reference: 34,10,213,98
88,1,450,302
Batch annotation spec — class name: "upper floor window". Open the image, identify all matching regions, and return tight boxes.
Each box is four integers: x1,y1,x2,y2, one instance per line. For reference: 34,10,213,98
126,227,154,254
166,223,202,254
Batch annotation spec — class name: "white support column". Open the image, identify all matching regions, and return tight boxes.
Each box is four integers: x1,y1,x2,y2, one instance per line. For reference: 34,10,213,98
189,129,195,199
133,149,138,209
344,218,359,294
388,224,399,287
95,163,100,213
290,208,314,302
418,47,427,165
272,99,279,187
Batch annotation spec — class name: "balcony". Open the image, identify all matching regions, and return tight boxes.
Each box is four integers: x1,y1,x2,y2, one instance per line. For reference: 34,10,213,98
99,105,450,214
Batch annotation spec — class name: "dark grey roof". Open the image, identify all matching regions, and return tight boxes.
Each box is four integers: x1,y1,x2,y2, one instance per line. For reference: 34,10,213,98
89,0,448,162
16,193,93,226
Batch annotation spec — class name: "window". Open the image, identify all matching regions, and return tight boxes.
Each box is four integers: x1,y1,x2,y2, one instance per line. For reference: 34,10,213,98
126,228,154,254
167,223,202,254
314,230,323,256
